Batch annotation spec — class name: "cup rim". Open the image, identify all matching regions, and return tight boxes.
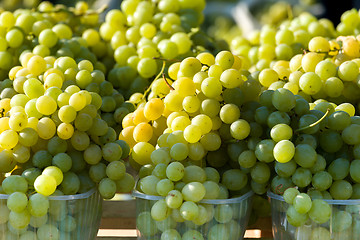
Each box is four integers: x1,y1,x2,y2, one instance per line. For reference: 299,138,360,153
0,187,96,200
132,189,254,204
267,190,360,205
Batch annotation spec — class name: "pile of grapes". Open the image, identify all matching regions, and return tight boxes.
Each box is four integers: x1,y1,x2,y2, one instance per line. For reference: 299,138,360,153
2,0,360,239
122,6,360,240
0,0,230,238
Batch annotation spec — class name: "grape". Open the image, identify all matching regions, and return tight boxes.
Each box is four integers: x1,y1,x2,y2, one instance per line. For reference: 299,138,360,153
332,210,352,232
161,229,181,240
106,161,126,180
166,162,185,182
221,169,247,191
180,201,199,221
214,205,233,223
283,188,300,204
286,205,308,227
151,199,171,221
182,182,206,202
9,210,31,229
293,193,312,214
34,175,57,196
308,199,331,224
182,229,204,240
330,180,352,199
2,175,28,194
99,178,116,199
28,193,49,217
59,172,80,195
273,140,295,163
37,224,59,240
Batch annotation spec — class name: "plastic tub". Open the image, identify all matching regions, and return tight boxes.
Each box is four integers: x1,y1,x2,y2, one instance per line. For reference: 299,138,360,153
268,190,360,240
0,188,102,240
133,190,253,240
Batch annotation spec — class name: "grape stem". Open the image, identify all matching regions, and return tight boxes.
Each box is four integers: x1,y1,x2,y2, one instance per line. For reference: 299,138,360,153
142,61,166,100
295,108,330,133
163,73,174,90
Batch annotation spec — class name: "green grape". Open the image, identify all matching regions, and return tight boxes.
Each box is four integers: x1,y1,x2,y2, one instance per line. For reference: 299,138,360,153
221,169,247,191
350,159,360,183
255,139,275,163
136,211,158,237
275,160,297,178
182,182,206,202
292,168,312,188
161,229,181,240
22,168,41,186
330,180,352,199
319,130,343,153
270,124,293,142
208,224,229,240
37,224,59,240
299,72,322,95
2,175,28,194
152,163,167,179
332,210,352,232
283,188,300,204
7,192,28,213
34,175,57,196
170,143,189,161
286,205,308,227
315,60,336,80
9,210,31,229
328,158,350,180
308,199,331,224
166,162,185,182
28,193,49,217
342,124,360,145
180,201,199,221
312,171,332,191
238,150,257,169
214,204,233,223
52,153,72,173
182,229,204,240
204,167,220,183
47,136,67,156
106,161,126,180
293,193,312,214
293,144,317,168
273,140,295,163
151,199,171,221
251,162,270,184
201,77,222,99
338,60,359,81
59,172,80,195
156,179,174,196
140,175,160,195
182,165,206,183
272,88,296,112
267,111,290,128
99,178,116,199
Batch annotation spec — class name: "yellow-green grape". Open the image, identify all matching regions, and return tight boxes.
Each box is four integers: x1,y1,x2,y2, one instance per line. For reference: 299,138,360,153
36,95,57,116
34,175,57,196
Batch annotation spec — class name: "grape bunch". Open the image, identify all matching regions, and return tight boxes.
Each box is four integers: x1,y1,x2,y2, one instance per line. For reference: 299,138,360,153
0,53,137,238
117,50,262,238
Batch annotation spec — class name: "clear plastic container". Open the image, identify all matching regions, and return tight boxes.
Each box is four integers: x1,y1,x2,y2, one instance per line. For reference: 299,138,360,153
133,190,253,240
0,188,102,240
268,190,360,240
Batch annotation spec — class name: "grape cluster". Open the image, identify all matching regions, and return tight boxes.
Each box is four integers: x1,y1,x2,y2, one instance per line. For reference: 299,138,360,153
119,50,259,238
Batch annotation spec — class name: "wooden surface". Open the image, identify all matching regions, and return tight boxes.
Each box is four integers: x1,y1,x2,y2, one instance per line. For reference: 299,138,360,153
96,193,273,240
